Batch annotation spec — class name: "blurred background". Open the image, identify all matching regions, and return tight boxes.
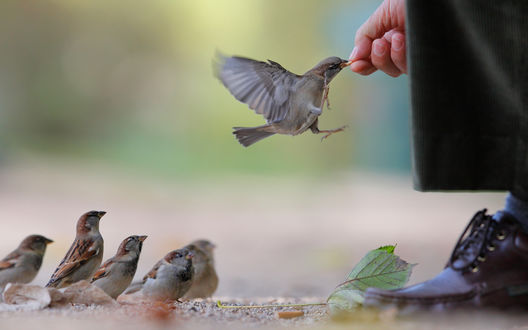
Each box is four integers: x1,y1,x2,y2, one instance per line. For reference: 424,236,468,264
0,0,504,298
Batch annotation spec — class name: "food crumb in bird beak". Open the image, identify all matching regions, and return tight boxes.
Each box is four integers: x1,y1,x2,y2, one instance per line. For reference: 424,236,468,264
340,61,352,68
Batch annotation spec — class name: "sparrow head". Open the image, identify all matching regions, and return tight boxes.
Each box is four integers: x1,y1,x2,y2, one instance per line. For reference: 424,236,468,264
20,235,53,255
186,239,216,263
77,210,106,235
308,56,351,82
117,235,147,257
165,248,194,268
185,244,206,266
189,239,216,253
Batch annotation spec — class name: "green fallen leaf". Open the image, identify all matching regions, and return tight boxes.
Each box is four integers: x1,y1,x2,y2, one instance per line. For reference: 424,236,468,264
376,245,395,254
327,245,414,315
327,289,364,314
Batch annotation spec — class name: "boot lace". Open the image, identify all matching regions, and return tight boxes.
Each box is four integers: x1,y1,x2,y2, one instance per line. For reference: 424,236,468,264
447,209,504,272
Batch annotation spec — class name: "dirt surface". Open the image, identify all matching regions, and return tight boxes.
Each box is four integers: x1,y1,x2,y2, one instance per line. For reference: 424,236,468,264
1,161,524,329
2,298,528,330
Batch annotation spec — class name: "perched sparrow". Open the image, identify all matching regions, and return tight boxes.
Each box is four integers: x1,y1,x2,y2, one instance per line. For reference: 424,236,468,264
91,235,147,299
46,211,106,288
183,239,218,299
0,235,53,293
215,54,351,147
127,248,194,301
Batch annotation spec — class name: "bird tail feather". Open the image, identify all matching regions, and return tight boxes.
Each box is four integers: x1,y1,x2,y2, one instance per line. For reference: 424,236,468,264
45,278,58,288
233,126,275,147
124,281,143,295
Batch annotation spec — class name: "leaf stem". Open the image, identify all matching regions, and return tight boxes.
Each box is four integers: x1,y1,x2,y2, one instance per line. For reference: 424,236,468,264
216,300,327,309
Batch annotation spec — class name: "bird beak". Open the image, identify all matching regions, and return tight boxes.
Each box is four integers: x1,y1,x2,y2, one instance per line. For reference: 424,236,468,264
138,235,148,242
97,211,107,219
185,252,194,260
340,60,352,69
45,238,54,244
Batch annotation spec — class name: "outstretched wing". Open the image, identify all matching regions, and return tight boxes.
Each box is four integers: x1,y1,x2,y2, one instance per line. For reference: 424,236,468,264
215,54,301,123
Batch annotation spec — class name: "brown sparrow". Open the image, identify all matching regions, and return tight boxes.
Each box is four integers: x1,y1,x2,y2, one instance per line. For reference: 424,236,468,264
215,54,351,146
91,235,147,299
0,235,53,293
46,211,106,288
126,248,194,301
183,239,218,299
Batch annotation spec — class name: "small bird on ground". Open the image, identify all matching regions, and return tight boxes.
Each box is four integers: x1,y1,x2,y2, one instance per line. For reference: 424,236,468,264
46,211,106,288
0,235,53,293
183,239,218,299
125,248,194,301
215,54,351,147
91,235,147,299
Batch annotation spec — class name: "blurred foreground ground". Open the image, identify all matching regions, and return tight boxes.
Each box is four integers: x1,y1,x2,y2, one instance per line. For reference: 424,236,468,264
1,160,522,329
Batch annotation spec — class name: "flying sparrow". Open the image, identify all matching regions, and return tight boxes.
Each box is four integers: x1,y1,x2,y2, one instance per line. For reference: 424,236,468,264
215,54,351,147
126,248,194,301
183,239,218,299
91,235,147,299
46,211,106,288
0,235,53,293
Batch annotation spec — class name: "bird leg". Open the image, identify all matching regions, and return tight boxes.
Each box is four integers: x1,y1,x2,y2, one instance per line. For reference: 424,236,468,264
319,126,347,141
320,78,331,110
310,119,347,141
324,86,331,110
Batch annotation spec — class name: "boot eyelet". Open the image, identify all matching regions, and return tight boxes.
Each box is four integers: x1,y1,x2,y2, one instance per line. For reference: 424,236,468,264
487,244,496,251
496,230,506,240
477,255,486,262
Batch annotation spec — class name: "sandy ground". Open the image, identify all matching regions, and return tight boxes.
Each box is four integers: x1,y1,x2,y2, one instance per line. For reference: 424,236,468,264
2,297,528,330
1,160,524,329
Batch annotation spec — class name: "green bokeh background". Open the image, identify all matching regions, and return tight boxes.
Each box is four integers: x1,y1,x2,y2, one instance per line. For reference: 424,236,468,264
2,0,506,303
0,0,411,180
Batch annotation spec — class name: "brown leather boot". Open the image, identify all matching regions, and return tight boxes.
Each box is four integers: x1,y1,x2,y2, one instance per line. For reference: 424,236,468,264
364,210,528,311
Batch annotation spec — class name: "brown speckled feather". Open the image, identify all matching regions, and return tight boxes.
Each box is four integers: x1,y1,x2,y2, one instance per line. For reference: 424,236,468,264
0,251,21,270
90,257,114,282
47,238,99,286
142,249,179,282
142,259,164,282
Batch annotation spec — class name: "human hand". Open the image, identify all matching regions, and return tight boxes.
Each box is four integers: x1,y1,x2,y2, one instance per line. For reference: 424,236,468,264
349,0,407,77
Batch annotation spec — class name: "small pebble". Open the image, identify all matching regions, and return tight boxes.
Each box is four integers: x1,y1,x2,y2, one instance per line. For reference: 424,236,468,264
277,310,304,319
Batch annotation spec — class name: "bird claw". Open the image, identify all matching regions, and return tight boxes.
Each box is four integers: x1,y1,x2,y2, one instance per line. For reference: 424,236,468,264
319,125,347,141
